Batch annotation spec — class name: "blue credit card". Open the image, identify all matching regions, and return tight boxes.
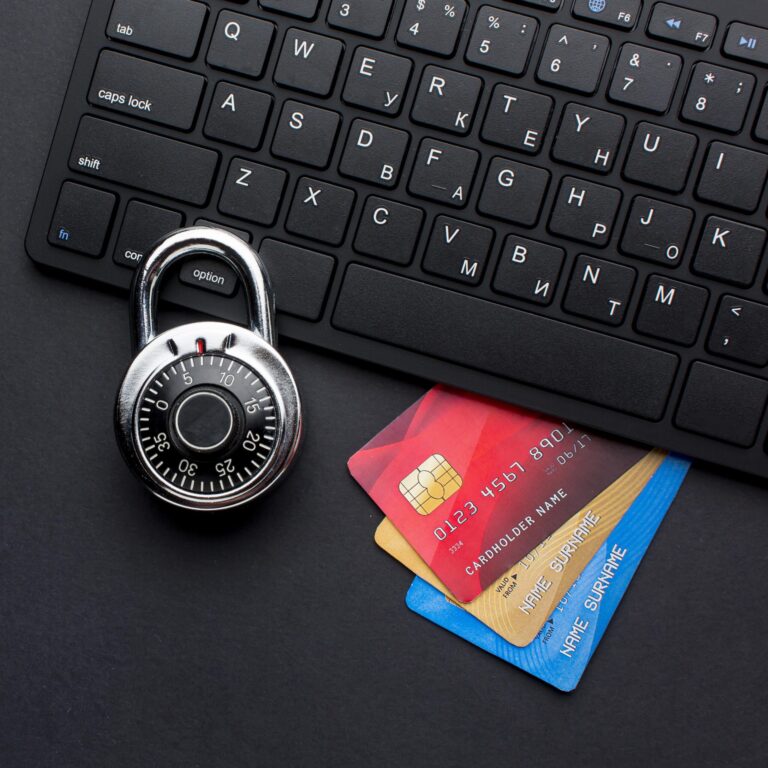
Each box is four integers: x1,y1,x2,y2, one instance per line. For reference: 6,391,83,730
405,454,691,692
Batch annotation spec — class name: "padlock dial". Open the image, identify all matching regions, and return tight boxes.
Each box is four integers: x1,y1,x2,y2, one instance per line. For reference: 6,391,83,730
136,353,278,495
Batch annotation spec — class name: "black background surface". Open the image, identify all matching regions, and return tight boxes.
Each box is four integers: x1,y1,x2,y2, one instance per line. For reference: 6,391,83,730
2,2,768,766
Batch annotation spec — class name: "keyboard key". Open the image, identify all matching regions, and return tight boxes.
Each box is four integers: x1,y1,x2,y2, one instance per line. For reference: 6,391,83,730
274,29,344,96
397,0,467,57
755,90,768,142
517,0,560,7
339,119,410,187
259,0,319,19
696,143,768,213
477,157,550,226
551,103,625,174
563,254,635,325
218,159,287,226
693,216,767,287
492,235,564,305
343,47,413,116
179,258,238,296
48,182,116,257
647,3,716,50
271,100,341,169
206,11,275,79
537,24,610,95
635,276,708,346
258,239,336,321
709,297,768,367
620,196,693,267
423,216,494,285
114,201,183,268
286,177,355,245
69,117,218,205
328,0,393,38
465,7,538,75
480,85,553,154
623,122,696,192
204,83,272,149
88,51,205,131
194,219,252,243
723,22,768,67
411,66,482,135
608,44,682,114
107,0,207,59
572,0,641,29
353,196,424,264
333,265,678,420
675,363,768,447
408,138,478,207
548,176,621,246
681,64,755,134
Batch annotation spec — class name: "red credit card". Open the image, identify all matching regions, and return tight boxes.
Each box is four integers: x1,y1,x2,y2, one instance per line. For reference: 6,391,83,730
349,386,649,603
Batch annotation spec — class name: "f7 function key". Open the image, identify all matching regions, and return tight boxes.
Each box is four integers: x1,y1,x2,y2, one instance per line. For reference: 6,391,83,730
647,3,716,50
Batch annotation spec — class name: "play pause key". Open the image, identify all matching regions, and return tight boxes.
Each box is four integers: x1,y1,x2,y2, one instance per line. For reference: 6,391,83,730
724,23,768,66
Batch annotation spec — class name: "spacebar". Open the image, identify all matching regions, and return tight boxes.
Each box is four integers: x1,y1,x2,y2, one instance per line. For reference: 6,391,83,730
333,265,679,420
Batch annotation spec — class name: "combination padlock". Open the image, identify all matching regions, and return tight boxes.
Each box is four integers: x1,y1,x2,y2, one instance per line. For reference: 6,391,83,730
115,228,302,511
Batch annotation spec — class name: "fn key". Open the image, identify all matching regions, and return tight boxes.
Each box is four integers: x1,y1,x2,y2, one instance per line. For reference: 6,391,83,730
49,181,116,257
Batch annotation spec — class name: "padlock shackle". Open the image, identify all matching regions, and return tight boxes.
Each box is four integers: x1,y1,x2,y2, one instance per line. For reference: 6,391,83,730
131,227,276,352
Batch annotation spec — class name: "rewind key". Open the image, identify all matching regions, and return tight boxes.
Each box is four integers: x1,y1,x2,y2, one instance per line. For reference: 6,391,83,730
647,3,716,50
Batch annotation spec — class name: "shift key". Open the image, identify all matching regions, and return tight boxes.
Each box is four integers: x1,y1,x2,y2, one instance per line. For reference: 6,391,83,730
70,116,219,205
89,51,205,130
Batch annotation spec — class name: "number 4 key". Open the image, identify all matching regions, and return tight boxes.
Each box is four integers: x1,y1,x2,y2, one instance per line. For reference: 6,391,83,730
396,0,467,57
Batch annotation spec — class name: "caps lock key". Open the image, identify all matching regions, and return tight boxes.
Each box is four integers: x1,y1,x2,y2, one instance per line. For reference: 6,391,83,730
88,51,205,131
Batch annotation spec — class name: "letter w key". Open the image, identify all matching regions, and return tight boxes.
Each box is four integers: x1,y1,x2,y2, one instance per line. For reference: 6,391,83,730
274,28,344,96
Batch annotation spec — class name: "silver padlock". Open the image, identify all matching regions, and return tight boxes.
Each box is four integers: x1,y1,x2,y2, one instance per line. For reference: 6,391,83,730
115,227,302,511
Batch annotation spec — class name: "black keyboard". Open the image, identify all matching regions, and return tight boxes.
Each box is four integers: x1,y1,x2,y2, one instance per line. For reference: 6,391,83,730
27,0,768,479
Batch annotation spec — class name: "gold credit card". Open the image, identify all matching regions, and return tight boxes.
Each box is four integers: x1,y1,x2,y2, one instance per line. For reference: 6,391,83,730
375,450,665,647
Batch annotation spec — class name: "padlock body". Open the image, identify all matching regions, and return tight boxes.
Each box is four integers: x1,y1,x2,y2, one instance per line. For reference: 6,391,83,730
116,321,301,511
